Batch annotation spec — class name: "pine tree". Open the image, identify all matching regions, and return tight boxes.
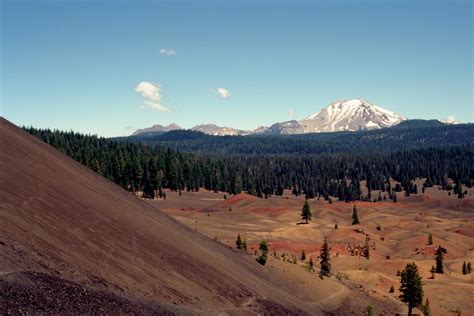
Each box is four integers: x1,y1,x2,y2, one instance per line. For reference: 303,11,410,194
301,250,306,261
462,261,467,275
366,304,374,316
236,234,243,249
427,233,433,245
421,298,432,316
429,266,435,279
364,235,370,259
301,200,312,224
242,239,247,251
320,237,331,277
435,246,445,274
352,205,360,225
256,240,269,266
399,262,424,316
467,262,472,274
307,257,314,271
389,285,395,293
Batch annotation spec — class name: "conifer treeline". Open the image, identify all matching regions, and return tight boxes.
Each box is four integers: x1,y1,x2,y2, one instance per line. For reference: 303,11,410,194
26,127,474,201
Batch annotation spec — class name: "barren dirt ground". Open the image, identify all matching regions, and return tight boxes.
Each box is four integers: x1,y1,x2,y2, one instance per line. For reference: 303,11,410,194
152,184,474,316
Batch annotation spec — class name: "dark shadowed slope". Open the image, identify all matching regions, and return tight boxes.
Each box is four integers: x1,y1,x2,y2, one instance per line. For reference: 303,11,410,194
0,117,324,315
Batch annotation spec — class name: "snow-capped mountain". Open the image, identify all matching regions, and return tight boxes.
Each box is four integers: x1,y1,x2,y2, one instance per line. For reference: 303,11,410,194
133,123,182,136
300,98,406,133
132,98,408,136
191,124,249,136
255,98,406,135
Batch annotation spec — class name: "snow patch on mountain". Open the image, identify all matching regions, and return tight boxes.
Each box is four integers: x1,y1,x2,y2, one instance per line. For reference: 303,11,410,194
300,98,406,133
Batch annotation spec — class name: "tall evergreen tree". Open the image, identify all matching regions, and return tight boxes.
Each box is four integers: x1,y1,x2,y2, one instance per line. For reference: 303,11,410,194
320,237,331,277
427,233,433,245
352,204,360,225
301,200,312,224
435,246,445,274
364,235,370,259
467,262,472,274
399,262,424,316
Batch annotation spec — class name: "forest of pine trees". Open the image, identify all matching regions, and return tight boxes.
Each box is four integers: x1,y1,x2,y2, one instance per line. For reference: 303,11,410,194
26,127,474,201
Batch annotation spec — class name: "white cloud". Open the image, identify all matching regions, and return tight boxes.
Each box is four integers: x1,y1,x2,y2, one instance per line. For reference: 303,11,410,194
288,109,294,117
135,81,161,101
216,88,231,99
160,48,176,56
135,81,171,112
139,101,171,112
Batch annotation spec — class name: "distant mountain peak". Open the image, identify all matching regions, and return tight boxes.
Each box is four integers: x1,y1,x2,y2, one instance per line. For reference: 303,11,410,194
191,124,249,136
300,98,406,133
132,123,181,136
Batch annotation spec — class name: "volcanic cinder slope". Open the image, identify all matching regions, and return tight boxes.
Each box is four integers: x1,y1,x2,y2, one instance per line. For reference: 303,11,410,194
0,117,334,315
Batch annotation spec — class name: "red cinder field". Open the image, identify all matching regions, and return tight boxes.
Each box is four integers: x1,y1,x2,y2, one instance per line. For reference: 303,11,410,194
154,186,474,315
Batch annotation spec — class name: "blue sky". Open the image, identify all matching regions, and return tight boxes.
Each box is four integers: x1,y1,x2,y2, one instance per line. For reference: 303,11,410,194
1,0,472,136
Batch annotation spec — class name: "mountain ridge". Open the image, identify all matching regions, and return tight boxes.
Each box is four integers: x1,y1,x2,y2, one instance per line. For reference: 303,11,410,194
132,98,463,136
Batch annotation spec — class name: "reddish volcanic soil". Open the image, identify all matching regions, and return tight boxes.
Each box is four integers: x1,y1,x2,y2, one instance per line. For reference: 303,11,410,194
156,182,474,315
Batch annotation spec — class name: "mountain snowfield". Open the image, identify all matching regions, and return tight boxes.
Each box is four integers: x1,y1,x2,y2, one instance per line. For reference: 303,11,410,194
253,98,406,135
132,98,461,136
299,98,407,133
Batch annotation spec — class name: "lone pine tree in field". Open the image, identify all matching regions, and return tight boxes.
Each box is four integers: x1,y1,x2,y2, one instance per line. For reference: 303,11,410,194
352,205,360,225
365,304,374,316
363,235,370,259
435,246,445,274
467,262,472,274
320,237,331,277
307,257,314,271
301,250,306,261
427,233,433,245
462,261,468,275
399,262,424,316
301,200,312,224
236,234,243,249
256,240,269,266
429,266,435,279
421,298,432,316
